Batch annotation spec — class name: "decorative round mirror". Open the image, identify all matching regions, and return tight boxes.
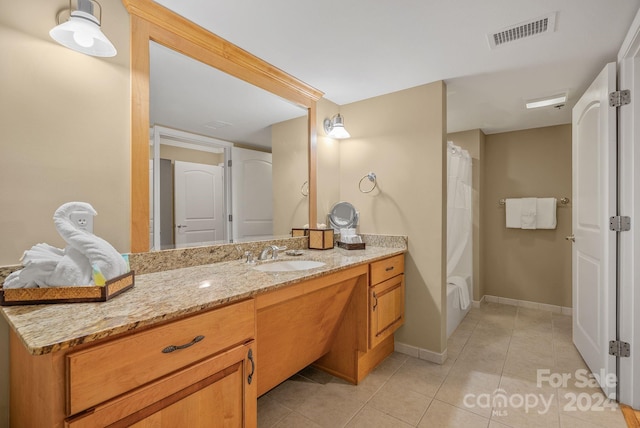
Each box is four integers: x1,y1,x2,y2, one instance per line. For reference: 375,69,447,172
328,201,359,230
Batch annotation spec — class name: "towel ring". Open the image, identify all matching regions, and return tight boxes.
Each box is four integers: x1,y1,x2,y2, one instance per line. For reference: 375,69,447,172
359,172,377,193
301,181,309,197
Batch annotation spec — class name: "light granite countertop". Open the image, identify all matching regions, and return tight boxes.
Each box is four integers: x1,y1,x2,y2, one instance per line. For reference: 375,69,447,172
1,244,405,356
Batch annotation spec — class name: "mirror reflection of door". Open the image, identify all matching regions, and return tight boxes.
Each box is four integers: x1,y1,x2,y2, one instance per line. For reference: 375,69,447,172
232,147,273,241
173,160,225,248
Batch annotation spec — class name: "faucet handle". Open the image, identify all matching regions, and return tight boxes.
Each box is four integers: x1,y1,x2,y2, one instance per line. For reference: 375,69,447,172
244,251,255,264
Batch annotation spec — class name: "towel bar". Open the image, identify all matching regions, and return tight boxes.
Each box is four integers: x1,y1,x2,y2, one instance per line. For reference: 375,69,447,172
499,197,570,206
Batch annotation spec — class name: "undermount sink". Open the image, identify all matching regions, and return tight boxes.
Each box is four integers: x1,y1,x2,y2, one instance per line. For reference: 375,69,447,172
254,260,326,272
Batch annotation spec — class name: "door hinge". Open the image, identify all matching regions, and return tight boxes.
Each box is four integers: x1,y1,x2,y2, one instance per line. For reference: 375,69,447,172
609,216,631,232
228,214,233,222
609,340,631,357
228,160,232,167
609,90,630,107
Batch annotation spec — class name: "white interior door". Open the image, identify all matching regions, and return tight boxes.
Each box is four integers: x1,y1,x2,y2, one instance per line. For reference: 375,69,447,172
174,160,225,248
231,147,273,241
571,62,617,398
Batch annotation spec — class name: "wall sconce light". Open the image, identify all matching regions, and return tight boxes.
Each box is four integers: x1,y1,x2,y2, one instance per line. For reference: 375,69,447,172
50,0,117,57
323,114,351,139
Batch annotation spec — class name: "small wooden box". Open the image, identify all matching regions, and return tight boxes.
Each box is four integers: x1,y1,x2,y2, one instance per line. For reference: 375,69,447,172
337,241,366,250
291,228,309,237
308,229,334,250
0,271,135,306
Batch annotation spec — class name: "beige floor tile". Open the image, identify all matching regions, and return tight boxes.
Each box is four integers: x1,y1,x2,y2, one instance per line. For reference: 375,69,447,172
435,368,501,418
321,374,384,404
455,343,508,374
295,388,365,428
488,421,513,428
557,386,626,428
257,395,292,428
418,399,490,428
559,412,625,428
491,376,560,428
447,335,467,361
368,379,432,425
389,356,453,397
345,405,413,428
266,374,323,410
506,339,555,369
272,411,323,428
502,353,554,384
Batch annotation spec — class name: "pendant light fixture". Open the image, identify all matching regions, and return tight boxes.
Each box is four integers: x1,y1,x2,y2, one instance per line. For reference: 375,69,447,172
323,114,351,139
50,0,117,57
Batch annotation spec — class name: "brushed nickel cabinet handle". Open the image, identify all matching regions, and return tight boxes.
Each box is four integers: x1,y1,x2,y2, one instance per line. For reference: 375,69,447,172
162,335,205,353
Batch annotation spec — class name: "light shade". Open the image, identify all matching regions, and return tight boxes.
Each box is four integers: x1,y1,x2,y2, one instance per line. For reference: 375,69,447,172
525,93,567,109
50,0,116,57
323,114,351,139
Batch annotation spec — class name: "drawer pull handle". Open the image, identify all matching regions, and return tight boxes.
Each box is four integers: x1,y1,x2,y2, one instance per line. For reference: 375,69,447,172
162,335,205,354
247,349,255,384
385,266,394,272
372,292,378,311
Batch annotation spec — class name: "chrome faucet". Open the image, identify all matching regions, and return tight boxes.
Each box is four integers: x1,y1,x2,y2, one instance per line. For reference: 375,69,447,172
258,245,287,261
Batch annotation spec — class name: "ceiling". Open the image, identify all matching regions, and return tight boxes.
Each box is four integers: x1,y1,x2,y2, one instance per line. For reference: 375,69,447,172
150,0,640,143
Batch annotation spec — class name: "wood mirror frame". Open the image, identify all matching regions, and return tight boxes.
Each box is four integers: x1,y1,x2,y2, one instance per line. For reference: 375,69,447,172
123,0,323,252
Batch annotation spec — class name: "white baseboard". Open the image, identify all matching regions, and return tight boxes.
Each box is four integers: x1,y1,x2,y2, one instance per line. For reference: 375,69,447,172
482,295,572,315
395,341,447,364
472,295,485,308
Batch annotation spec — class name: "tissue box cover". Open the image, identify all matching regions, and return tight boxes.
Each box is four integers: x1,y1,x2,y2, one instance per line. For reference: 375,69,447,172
0,271,135,306
291,228,309,237
308,229,334,250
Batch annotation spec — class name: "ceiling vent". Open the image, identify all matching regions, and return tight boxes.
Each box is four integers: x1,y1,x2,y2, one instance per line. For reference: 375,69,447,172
488,12,557,49
204,120,232,129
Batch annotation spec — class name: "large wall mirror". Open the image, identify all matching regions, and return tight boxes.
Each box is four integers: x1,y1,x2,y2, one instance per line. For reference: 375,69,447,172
124,0,323,252
149,42,310,250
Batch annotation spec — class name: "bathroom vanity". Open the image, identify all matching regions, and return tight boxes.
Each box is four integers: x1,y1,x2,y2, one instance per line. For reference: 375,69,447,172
2,243,405,427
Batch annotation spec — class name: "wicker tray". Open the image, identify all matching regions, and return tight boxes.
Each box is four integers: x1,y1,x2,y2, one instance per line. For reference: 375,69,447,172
0,271,135,306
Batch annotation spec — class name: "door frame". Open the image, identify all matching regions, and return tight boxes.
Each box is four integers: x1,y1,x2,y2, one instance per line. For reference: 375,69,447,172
151,125,232,250
617,7,640,409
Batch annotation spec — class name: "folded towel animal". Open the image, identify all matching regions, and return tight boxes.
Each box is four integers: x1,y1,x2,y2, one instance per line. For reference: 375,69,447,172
3,202,127,289
54,202,127,281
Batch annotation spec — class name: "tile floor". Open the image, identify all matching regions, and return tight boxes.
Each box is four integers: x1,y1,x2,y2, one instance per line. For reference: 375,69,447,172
257,302,628,428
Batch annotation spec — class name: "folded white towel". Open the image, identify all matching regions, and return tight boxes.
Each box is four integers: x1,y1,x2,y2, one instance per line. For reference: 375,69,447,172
448,276,471,310
520,198,537,229
505,199,522,228
536,198,557,229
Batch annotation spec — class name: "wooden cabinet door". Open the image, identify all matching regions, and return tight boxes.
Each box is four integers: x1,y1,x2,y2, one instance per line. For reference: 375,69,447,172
370,275,405,349
66,342,257,428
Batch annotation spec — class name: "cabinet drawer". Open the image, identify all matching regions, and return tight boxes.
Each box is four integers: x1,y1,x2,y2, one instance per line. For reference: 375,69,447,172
65,341,256,428
67,299,255,416
370,254,404,285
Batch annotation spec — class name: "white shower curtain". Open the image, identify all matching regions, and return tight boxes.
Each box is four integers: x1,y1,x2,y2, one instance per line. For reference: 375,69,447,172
447,141,472,277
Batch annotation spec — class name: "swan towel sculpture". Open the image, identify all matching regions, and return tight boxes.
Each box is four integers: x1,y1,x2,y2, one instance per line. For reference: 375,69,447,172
3,202,128,289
